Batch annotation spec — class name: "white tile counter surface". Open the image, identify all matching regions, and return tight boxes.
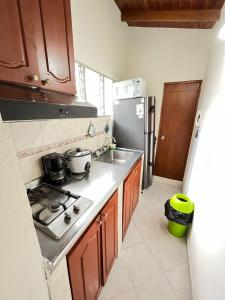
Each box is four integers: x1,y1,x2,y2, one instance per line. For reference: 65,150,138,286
36,149,143,271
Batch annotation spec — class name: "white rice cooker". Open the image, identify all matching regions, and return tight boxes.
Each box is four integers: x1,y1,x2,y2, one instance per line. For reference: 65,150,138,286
65,148,92,174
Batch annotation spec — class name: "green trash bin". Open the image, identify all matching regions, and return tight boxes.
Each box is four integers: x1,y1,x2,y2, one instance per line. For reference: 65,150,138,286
166,193,194,238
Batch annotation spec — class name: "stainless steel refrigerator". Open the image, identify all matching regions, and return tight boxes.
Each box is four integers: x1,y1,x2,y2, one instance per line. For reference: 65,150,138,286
113,97,156,190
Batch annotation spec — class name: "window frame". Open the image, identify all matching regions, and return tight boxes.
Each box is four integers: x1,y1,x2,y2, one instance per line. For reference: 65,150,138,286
75,61,114,116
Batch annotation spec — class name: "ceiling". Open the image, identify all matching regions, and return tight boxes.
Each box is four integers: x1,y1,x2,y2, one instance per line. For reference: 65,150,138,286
114,0,225,29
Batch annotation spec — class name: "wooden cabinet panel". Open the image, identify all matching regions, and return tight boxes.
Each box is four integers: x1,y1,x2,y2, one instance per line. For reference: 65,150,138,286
0,0,40,87
67,191,118,299
38,0,75,94
132,160,142,211
122,174,133,239
101,191,118,284
123,159,142,239
67,217,102,300
0,0,75,96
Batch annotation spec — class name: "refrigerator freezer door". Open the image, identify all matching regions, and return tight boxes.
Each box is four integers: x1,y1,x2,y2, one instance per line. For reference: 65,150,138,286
114,96,156,190
114,97,145,151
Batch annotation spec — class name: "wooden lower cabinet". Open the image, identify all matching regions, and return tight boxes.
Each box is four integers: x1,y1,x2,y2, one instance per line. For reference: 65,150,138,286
101,190,118,284
67,216,102,300
122,173,133,239
132,160,142,211
123,159,142,239
67,190,118,300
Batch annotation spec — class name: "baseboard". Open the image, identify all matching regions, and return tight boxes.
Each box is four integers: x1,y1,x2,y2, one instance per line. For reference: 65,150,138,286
187,236,195,300
153,175,183,188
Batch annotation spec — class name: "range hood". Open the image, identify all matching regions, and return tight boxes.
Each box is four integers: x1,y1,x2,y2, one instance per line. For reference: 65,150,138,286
0,82,97,121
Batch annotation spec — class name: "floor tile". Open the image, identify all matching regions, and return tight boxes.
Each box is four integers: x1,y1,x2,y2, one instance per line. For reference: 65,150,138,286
135,274,178,300
165,262,192,300
142,196,164,213
111,289,138,300
132,201,150,221
122,222,143,249
134,210,167,241
98,256,133,300
99,181,191,300
146,231,187,272
122,242,161,286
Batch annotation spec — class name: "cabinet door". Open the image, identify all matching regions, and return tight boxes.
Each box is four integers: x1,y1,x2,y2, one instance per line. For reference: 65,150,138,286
67,217,102,300
38,0,75,94
123,160,142,239
101,191,118,284
132,160,142,211
122,175,133,239
0,0,41,87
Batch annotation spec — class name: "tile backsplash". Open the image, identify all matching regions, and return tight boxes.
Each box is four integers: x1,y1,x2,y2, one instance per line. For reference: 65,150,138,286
6,116,112,183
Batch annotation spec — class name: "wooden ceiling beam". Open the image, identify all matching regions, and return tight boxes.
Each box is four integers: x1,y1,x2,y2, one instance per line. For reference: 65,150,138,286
121,9,220,23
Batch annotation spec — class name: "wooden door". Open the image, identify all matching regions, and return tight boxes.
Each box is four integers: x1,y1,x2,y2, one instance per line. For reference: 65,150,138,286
101,191,118,284
38,0,75,94
132,160,142,211
67,217,102,300
122,174,133,239
0,0,42,87
155,81,201,181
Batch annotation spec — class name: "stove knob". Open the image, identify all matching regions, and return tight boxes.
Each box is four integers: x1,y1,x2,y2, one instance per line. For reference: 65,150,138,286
73,205,80,214
64,212,72,223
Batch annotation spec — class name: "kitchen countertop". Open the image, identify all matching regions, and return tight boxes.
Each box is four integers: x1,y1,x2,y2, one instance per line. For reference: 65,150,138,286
36,148,143,272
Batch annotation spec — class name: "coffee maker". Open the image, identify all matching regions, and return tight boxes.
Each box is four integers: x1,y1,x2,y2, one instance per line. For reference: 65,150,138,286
42,153,68,185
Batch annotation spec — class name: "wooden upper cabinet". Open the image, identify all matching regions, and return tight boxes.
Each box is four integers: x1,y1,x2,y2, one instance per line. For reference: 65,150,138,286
0,0,40,87
38,0,75,94
0,0,75,95
101,191,118,284
67,217,102,300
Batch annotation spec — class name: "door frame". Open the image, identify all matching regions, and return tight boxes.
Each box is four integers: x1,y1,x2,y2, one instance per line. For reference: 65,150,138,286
154,80,202,180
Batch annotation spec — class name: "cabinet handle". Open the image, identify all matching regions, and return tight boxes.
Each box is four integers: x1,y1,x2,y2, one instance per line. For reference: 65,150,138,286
29,74,39,82
96,220,102,225
42,79,50,86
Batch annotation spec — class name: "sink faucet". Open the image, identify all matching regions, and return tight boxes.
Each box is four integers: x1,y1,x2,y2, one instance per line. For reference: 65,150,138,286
111,136,117,144
95,136,117,157
104,136,116,145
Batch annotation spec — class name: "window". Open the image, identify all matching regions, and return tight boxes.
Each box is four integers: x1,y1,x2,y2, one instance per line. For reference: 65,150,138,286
104,77,114,116
75,62,114,116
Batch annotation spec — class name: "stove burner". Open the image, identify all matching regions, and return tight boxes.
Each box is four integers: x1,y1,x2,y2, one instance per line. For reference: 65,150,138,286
50,201,61,212
27,187,53,204
27,182,93,239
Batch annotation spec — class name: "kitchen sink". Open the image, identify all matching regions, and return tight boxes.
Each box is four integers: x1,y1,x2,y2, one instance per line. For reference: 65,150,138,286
96,149,133,164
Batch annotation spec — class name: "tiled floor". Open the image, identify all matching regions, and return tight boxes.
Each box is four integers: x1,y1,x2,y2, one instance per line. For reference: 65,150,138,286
99,181,192,300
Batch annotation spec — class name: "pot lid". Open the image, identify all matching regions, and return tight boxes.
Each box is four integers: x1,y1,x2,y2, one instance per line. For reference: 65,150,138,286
65,148,91,157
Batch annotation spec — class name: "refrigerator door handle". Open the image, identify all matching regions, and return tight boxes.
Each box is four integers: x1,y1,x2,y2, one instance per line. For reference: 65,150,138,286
143,132,149,189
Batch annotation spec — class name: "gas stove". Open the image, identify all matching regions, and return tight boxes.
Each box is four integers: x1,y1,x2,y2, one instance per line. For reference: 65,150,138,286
27,183,93,240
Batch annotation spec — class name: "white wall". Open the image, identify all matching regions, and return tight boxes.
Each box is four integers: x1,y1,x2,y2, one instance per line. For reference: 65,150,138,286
71,0,128,80
0,119,49,300
183,7,225,300
125,28,213,134
71,2,214,135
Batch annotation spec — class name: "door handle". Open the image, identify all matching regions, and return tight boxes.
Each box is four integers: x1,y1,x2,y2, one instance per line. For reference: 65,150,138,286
160,135,166,141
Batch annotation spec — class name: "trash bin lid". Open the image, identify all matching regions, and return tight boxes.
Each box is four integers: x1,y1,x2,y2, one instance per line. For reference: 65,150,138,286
170,193,194,214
